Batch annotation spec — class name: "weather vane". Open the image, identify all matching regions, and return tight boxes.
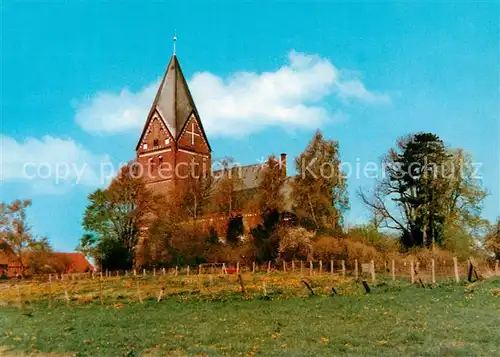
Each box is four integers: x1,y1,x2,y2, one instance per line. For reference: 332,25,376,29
173,31,177,55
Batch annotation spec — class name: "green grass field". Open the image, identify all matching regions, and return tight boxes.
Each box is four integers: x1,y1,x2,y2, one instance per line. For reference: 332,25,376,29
0,277,499,357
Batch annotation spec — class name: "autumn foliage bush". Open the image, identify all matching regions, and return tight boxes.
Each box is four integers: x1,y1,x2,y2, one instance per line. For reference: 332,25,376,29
312,236,381,263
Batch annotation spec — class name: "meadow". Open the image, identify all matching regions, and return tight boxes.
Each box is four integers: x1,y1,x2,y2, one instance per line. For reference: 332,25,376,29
0,269,499,357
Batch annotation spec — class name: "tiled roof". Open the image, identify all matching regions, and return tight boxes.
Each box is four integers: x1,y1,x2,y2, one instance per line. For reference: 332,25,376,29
51,252,94,273
213,165,295,211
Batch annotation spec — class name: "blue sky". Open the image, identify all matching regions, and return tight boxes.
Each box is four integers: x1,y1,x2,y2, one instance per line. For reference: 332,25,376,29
1,2,498,252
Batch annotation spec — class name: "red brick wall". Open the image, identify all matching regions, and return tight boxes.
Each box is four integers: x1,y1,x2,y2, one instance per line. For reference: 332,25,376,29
136,114,211,195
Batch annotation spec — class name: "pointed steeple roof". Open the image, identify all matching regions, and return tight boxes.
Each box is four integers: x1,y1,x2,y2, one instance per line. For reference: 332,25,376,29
136,55,211,151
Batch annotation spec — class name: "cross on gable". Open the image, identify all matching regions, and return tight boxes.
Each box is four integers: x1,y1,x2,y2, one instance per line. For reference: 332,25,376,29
185,121,200,145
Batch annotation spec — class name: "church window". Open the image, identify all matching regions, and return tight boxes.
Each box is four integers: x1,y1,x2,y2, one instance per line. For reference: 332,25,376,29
153,139,159,147
143,143,148,150
165,138,170,145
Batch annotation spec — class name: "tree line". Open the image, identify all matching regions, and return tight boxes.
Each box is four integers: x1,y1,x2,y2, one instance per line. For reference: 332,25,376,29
2,130,499,274
75,130,498,270
0,200,67,277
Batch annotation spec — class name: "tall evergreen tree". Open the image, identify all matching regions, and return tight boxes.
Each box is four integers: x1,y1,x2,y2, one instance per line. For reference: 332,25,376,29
360,132,487,250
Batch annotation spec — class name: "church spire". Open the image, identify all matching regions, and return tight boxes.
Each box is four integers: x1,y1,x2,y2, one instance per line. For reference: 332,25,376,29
135,52,211,152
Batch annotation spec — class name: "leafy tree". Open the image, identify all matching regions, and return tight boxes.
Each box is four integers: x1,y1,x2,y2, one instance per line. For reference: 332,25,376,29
441,150,489,250
181,174,213,220
250,209,281,263
257,155,286,213
360,133,487,250
226,213,244,245
26,237,53,274
78,164,154,270
292,130,348,231
211,157,244,214
142,195,182,267
278,227,313,261
485,217,500,260
0,199,52,276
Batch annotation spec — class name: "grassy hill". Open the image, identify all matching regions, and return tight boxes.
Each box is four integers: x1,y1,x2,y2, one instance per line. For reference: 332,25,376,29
0,275,499,356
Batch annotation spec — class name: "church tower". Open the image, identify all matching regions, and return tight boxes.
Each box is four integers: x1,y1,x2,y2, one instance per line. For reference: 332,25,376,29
135,54,212,194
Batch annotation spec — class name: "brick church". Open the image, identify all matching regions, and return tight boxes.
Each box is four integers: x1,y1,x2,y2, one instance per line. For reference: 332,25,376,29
134,52,290,209
135,53,212,193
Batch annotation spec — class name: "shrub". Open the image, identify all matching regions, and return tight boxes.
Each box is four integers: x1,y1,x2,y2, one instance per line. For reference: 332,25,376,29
278,227,314,261
312,236,380,263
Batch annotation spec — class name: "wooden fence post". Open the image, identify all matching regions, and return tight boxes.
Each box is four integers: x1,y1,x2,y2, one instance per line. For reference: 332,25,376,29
198,264,202,275
319,260,322,275
252,261,256,273
410,261,415,284
354,259,359,279
222,263,226,275
136,281,143,304
64,288,71,308
330,260,334,276
16,285,23,309
153,268,156,277
175,266,179,276
157,286,165,302
143,269,146,277
236,262,240,274
99,274,104,306
133,269,136,277
267,261,271,274
453,257,459,283
300,261,304,276
431,258,436,284
187,266,190,276
370,260,375,282
237,274,246,296
48,274,53,308
309,260,313,276
495,260,499,276
341,260,346,278
162,268,166,275
391,260,395,281
283,261,286,273
292,260,295,272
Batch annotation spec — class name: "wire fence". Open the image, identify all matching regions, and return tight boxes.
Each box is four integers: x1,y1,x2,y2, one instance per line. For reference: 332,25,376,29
0,258,497,308
2,257,498,283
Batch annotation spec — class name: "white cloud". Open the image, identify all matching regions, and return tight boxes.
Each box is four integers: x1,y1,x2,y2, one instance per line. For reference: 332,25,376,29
1,135,113,194
74,50,390,136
